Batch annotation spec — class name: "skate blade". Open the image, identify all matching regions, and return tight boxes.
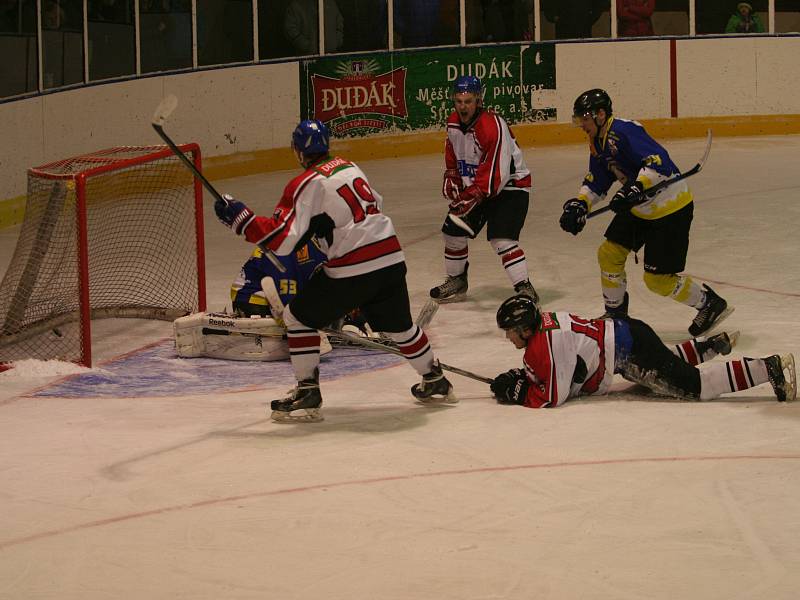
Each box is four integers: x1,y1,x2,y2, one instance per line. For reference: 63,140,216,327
414,391,459,406
727,330,740,352
271,408,324,423
782,354,797,402
433,292,466,305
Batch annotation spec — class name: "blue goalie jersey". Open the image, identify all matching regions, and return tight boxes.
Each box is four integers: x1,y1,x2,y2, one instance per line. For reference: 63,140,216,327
231,240,327,314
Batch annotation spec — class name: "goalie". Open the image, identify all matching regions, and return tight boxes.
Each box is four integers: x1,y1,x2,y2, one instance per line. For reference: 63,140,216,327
174,241,331,361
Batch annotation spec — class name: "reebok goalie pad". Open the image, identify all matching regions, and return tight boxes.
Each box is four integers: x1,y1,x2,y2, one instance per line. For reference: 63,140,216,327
174,312,332,361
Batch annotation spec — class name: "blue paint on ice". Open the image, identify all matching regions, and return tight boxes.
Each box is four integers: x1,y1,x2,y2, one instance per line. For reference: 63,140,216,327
33,340,403,398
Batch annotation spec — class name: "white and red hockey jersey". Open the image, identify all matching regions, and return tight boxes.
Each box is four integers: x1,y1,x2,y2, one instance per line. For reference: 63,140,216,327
521,312,617,408
444,109,531,198
241,156,405,279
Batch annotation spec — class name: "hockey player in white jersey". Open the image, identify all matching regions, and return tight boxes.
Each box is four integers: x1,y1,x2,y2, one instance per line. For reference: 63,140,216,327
214,119,454,422
430,75,538,304
490,294,796,408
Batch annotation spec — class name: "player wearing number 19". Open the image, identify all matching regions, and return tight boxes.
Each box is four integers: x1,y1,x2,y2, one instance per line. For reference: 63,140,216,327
214,119,454,422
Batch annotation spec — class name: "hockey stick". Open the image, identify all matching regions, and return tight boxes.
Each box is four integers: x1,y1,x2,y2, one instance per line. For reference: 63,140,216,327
415,299,439,329
588,129,713,220
151,95,286,273
260,273,490,383
322,326,494,385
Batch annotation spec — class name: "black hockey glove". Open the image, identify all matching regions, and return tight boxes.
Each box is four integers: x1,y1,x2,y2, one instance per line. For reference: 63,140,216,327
215,194,254,236
559,198,588,235
609,181,645,214
490,368,529,405
292,212,336,253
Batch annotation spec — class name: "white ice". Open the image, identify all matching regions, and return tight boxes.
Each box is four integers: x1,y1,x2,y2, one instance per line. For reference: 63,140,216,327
1,135,799,600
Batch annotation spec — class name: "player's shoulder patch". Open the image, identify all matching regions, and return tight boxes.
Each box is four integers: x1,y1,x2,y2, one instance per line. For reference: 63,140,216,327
539,312,560,331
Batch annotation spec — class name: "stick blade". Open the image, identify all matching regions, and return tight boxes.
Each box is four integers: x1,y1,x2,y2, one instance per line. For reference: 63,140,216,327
152,94,178,127
415,299,439,329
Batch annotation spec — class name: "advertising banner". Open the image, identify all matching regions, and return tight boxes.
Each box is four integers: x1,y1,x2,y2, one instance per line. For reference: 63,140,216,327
299,44,556,139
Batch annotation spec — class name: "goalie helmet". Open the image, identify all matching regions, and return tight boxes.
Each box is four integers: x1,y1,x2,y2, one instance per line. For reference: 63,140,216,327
453,75,483,99
496,294,541,332
292,119,330,156
573,88,613,120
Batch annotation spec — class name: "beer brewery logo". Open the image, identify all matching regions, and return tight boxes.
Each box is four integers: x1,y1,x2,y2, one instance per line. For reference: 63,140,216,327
311,59,408,135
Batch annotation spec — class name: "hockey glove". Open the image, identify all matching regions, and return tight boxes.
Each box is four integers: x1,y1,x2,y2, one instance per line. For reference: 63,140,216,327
215,194,255,236
559,198,588,235
490,368,529,405
609,181,645,214
442,168,463,202
448,185,486,217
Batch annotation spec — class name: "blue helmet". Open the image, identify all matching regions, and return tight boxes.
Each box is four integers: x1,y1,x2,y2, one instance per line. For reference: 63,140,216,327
292,119,330,156
453,75,483,97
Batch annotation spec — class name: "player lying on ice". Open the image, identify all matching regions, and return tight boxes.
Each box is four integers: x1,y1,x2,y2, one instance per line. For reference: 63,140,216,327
212,119,455,422
174,240,386,361
490,294,796,408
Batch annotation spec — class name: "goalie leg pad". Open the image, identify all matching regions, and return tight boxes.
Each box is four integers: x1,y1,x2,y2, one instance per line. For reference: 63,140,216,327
174,312,289,361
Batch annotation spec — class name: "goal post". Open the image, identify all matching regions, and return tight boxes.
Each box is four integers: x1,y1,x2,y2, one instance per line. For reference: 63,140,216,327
0,145,207,367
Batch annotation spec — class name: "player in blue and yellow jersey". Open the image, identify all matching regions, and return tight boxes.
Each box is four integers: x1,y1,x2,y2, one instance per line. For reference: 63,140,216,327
559,89,731,337
231,239,327,318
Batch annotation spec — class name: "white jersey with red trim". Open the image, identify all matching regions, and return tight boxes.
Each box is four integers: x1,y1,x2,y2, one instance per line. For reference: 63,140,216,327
241,156,405,279
444,109,532,198
521,312,616,409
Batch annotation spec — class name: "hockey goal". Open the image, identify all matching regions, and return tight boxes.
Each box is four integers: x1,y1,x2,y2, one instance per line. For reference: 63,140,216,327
0,145,207,367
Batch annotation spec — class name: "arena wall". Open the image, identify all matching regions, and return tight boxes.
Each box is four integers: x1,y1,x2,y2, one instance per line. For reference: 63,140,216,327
1,37,799,228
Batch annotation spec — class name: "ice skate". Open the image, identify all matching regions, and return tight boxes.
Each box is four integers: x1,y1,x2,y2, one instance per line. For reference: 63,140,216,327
429,262,468,303
513,280,540,305
689,285,733,336
411,361,457,405
764,354,796,402
598,292,629,319
271,374,324,422
695,330,739,360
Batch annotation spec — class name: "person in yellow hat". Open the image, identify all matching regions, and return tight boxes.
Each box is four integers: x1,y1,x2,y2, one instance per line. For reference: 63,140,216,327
725,2,764,33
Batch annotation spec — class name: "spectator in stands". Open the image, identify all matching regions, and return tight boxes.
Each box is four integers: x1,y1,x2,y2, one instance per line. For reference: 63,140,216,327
0,0,18,32
696,0,729,34
542,0,607,39
42,0,66,29
480,0,533,42
463,0,487,43
725,2,764,33
90,0,125,22
394,0,441,47
338,0,387,51
617,0,655,37
284,0,344,54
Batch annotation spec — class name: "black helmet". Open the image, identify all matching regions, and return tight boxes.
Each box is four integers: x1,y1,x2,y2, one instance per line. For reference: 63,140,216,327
496,294,541,332
573,89,612,119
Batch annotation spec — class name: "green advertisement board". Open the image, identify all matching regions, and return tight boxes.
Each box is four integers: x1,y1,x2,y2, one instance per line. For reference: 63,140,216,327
300,45,556,139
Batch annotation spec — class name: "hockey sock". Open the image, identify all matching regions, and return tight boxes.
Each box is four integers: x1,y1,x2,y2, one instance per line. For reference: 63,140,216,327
491,238,529,286
699,358,769,400
444,234,468,277
598,240,628,308
386,325,434,376
644,273,704,307
672,339,704,366
283,305,321,380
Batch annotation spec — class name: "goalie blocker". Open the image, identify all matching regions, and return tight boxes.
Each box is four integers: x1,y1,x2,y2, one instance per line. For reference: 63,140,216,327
174,312,331,361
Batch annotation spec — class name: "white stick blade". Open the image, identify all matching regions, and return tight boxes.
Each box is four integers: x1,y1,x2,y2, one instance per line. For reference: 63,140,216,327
152,94,178,127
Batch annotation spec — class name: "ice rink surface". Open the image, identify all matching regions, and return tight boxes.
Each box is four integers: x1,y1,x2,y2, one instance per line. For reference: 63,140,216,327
1,135,799,599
